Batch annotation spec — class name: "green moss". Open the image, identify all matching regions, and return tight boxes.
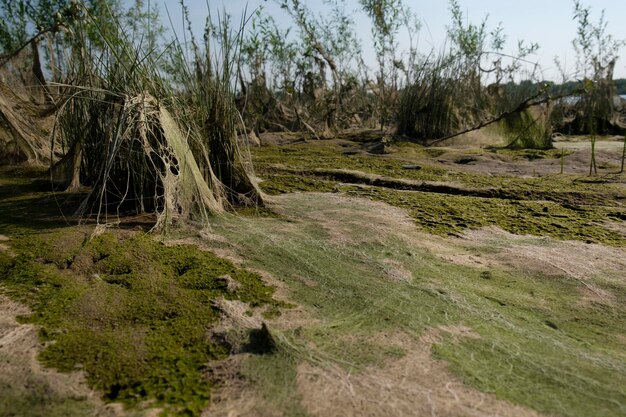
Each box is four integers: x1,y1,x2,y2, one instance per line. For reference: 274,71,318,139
0,228,282,416
254,142,624,204
258,172,338,195
0,165,292,416
349,187,626,245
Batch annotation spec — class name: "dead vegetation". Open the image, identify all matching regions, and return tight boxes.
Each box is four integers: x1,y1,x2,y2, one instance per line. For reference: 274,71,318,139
201,191,625,417
0,47,56,165
0,1,262,231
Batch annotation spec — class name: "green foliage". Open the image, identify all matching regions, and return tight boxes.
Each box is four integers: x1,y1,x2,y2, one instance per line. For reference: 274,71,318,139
273,0,365,131
0,0,29,52
572,0,624,80
354,186,625,245
447,0,488,67
397,1,541,144
170,3,261,206
568,1,624,141
359,0,408,128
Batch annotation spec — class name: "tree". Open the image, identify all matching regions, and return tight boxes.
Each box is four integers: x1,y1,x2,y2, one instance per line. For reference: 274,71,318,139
398,0,546,147
359,0,406,130
571,0,626,174
275,0,363,132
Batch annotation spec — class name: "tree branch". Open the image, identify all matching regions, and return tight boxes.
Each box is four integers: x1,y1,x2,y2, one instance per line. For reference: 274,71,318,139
427,88,585,145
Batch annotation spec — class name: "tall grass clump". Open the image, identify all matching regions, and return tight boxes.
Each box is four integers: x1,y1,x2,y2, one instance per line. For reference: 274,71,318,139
396,53,494,141
397,56,460,140
397,0,546,147
48,1,261,229
166,4,262,208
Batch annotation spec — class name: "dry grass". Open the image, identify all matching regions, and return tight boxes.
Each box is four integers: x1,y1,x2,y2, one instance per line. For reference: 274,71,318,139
296,328,544,417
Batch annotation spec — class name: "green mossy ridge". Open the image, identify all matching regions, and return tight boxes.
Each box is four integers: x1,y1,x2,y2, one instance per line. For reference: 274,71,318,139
255,172,625,245
258,172,337,195
351,187,626,245
0,229,283,416
252,143,626,246
253,141,624,206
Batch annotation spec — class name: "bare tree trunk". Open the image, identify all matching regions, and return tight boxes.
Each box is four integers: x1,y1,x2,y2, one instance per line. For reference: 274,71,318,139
619,133,626,174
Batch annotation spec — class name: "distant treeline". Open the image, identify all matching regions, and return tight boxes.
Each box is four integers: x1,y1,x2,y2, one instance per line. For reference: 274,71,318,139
499,79,626,97
547,79,626,95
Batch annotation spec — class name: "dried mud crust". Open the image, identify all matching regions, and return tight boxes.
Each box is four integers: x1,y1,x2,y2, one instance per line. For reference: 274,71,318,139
430,142,625,177
296,328,544,417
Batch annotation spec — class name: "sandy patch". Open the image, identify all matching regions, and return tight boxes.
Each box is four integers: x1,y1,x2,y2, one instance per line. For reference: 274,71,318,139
427,138,625,177
297,327,544,417
603,219,626,239
268,193,418,247
0,234,15,257
0,242,15,257
461,227,626,280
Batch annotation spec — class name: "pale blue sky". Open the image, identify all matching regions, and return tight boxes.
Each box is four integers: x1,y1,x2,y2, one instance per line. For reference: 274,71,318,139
158,0,626,80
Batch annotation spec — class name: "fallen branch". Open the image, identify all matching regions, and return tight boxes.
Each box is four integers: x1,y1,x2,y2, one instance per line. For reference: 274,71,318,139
428,88,585,145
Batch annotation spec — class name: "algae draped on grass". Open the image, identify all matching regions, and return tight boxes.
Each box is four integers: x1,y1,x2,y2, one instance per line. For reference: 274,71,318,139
209,193,626,417
2,135,626,417
219,140,626,416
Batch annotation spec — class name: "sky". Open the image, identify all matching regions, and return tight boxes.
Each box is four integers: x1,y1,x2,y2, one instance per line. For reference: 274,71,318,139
157,0,626,81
